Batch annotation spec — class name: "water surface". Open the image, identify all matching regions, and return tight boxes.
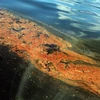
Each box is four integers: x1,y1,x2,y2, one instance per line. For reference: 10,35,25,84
0,0,100,38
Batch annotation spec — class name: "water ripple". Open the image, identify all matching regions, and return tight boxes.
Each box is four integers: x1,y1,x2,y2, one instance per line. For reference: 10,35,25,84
0,0,100,38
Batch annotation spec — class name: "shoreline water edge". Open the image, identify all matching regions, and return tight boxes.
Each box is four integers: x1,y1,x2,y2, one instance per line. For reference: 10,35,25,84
0,9,100,99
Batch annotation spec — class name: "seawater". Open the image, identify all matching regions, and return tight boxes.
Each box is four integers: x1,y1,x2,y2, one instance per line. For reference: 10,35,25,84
0,0,100,38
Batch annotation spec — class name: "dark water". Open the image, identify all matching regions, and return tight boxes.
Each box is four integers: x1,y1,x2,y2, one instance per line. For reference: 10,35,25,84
0,45,100,100
0,0,100,38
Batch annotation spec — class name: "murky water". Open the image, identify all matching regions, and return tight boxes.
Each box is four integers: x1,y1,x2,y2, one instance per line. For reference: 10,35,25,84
0,45,99,100
0,0,100,38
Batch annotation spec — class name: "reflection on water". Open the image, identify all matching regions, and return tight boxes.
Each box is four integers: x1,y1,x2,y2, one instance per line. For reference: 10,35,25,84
0,0,100,38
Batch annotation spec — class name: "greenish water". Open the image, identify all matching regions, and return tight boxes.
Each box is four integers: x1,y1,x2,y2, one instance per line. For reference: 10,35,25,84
0,45,100,100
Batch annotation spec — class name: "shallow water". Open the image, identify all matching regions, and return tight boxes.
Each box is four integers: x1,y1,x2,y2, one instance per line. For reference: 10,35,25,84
0,0,100,38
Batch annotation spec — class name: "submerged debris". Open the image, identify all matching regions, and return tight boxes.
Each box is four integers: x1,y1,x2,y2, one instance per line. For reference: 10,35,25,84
36,32,42,38
43,44,60,54
12,27,25,32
